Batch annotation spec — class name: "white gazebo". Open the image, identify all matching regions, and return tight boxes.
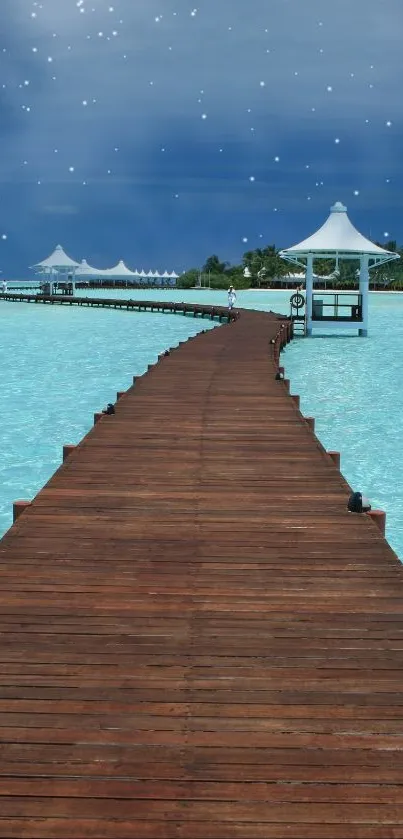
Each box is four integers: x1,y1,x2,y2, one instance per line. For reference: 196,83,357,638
32,244,81,292
280,201,400,336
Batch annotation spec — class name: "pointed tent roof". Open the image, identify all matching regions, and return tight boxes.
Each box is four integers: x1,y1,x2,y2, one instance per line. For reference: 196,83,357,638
33,244,81,269
105,260,137,277
280,202,399,265
169,271,178,278
76,259,104,276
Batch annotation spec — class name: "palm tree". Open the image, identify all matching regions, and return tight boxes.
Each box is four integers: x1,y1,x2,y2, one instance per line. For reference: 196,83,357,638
202,255,229,274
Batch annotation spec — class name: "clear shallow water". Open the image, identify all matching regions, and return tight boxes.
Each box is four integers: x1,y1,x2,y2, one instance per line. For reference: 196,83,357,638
1,289,402,559
0,300,216,536
282,294,403,558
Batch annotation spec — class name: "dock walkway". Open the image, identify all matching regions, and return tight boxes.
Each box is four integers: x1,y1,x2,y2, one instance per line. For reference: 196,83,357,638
0,292,235,322
0,307,402,838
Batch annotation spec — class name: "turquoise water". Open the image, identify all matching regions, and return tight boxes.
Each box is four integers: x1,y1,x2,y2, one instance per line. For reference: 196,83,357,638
0,289,402,558
283,294,403,557
0,300,216,536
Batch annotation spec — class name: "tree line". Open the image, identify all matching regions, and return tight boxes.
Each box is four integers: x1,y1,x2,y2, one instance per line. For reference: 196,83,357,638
177,241,403,290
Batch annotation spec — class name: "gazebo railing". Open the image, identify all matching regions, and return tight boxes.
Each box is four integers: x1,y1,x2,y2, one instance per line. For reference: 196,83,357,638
312,293,362,322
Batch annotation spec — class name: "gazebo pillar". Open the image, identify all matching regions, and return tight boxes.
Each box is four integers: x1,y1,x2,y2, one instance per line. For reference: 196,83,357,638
305,253,314,336
359,254,369,337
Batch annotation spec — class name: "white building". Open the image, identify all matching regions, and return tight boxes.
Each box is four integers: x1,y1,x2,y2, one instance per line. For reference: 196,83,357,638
32,245,80,292
32,247,179,286
280,202,400,336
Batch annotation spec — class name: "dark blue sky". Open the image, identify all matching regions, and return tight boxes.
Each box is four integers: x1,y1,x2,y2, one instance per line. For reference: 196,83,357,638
0,0,402,277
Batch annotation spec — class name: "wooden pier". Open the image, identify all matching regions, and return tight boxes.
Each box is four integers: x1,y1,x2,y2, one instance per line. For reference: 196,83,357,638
0,292,236,322
0,305,402,838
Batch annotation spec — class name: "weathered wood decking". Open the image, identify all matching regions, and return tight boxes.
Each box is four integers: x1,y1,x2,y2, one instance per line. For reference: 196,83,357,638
0,307,402,838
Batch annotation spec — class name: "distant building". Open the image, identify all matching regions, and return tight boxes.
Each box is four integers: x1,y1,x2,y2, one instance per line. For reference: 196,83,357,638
32,246,179,286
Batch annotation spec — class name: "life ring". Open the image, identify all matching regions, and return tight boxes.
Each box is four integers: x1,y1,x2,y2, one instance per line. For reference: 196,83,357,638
290,292,305,309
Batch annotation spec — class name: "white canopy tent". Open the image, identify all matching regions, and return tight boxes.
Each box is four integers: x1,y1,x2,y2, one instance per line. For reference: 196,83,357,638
75,259,106,279
280,201,399,336
32,245,80,290
103,260,138,279
32,247,179,287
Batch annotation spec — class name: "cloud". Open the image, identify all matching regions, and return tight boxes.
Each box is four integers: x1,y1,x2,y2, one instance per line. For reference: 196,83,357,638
0,0,402,275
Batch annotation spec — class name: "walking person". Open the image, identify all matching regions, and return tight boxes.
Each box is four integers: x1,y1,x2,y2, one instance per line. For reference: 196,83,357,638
227,284,237,310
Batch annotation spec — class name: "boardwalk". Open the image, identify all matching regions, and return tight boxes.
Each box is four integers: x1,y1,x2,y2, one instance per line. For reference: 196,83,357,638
0,292,236,322
0,307,402,838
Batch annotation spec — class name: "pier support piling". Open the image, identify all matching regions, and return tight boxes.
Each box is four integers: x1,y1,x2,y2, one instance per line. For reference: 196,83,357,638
13,500,31,523
305,417,315,432
63,445,76,462
328,451,341,469
368,509,386,536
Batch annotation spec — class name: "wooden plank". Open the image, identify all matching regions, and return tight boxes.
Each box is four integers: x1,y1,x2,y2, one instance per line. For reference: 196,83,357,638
0,304,401,836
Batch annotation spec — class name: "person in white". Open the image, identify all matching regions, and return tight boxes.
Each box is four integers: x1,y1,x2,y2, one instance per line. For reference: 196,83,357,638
0,280,6,293
227,284,237,309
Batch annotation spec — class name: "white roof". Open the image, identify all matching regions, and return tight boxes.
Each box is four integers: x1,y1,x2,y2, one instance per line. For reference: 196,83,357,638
169,270,178,278
281,202,399,263
33,244,81,269
75,259,105,276
105,260,137,277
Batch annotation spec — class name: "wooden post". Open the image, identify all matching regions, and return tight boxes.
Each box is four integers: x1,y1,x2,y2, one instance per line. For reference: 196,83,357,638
291,395,300,410
13,500,31,523
116,391,125,401
305,417,315,432
63,444,76,462
283,379,290,393
94,412,103,425
328,451,340,469
368,509,386,536
280,325,286,347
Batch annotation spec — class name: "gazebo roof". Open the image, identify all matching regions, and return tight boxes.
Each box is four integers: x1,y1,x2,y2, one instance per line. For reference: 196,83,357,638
33,244,81,269
105,260,136,276
76,259,104,276
280,202,399,265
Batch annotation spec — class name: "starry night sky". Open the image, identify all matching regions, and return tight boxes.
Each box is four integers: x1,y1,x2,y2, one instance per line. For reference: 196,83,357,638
0,0,402,277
